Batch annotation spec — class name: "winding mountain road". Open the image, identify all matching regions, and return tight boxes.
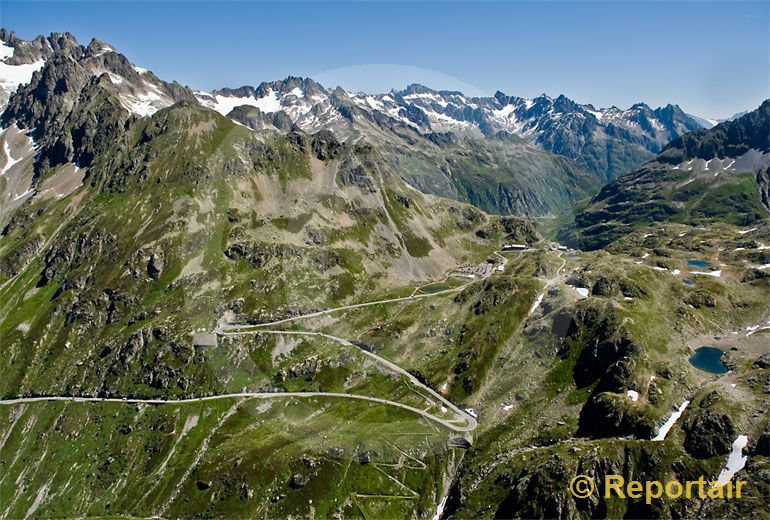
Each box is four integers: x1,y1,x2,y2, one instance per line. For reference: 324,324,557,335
218,329,477,431
0,391,475,432
0,249,543,433
218,284,471,331
217,250,519,333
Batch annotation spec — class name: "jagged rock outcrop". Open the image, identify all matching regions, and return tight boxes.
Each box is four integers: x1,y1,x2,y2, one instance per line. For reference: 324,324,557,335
683,392,736,459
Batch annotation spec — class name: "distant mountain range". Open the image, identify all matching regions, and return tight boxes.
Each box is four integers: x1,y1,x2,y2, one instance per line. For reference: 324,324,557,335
0,29,754,218
195,79,709,182
686,110,750,129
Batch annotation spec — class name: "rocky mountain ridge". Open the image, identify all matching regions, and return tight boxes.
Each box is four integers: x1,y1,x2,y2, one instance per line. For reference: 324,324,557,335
572,100,770,249
0,31,602,218
2,29,712,186
196,79,707,181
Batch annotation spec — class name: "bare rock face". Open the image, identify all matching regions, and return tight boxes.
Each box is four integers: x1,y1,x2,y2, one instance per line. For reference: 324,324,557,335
577,392,654,440
289,474,308,488
229,105,295,132
337,159,377,193
0,233,44,276
591,276,618,297
685,290,717,308
358,450,378,465
491,454,577,519
500,216,540,245
147,250,164,279
684,409,735,459
753,353,770,369
1,31,197,177
0,29,81,65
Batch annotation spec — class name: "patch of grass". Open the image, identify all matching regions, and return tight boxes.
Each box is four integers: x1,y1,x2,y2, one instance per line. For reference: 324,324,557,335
271,213,313,233
382,189,433,258
403,233,432,257
690,175,766,225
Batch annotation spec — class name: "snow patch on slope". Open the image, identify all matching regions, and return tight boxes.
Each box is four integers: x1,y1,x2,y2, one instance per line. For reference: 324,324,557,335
197,92,262,115
196,89,284,116
119,85,164,117
1,140,22,175
0,44,14,61
652,400,689,441
716,435,748,485
0,44,45,97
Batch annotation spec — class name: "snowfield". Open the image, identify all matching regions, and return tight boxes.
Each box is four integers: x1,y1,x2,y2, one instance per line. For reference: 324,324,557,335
652,400,690,441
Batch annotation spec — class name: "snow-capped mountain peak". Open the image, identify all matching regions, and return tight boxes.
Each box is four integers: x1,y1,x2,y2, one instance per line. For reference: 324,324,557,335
0,30,49,108
0,30,725,180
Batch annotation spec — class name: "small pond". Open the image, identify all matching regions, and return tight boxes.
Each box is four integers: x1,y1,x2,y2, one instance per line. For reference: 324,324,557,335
689,346,728,374
687,259,709,269
682,279,695,286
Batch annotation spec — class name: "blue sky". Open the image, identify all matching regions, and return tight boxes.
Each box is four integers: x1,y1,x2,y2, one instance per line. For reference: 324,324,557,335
2,1,768,118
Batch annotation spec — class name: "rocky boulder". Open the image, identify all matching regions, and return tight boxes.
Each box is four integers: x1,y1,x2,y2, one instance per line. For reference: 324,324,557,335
684,409,735,459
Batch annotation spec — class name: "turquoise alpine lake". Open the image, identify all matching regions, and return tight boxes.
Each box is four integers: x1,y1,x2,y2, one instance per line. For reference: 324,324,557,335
689,346,728,374
687,259,709,269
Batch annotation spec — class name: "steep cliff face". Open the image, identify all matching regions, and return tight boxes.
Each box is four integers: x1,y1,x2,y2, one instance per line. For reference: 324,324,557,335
1,35,195,173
